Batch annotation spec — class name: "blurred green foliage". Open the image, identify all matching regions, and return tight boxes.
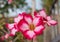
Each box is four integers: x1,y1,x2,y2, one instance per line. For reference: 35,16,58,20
42,0,54,15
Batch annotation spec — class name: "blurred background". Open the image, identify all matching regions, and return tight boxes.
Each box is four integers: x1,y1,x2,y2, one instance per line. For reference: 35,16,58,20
0,0,60,42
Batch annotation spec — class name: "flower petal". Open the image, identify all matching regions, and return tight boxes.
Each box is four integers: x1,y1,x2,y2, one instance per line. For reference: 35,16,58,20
33,17,40,26
34,11,37,16
4,34,9,39
34,25,45,35
33,16,44,26
39,10,47,18
23,31,36,40
24,14,33,24
46,16,51,21
20,23,29,32
10,28,17,36
18,19,29,32
6,23,14,30
48,20,57,25
14,14,23,23
47,22,51,26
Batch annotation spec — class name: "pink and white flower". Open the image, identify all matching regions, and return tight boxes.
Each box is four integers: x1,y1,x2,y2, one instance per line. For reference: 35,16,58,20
5,11,57,40
35,9,57,26
18,14,45,39
46,16,57,26
6,23,18,36
9,28,17,36
6,13,24,36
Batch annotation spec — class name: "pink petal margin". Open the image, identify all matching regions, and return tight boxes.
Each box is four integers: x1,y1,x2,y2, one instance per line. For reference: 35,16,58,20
18,19,29,32
23,31,36,40
48,20,57,26
24,14,33,24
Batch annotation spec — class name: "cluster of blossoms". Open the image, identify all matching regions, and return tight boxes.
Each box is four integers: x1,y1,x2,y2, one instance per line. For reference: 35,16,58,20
4,9,57,40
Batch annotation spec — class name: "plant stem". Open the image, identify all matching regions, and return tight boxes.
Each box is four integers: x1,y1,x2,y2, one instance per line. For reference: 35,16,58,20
13,35,20,42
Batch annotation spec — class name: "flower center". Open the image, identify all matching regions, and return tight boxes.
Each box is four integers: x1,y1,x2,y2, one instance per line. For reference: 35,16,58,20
29,24,35,30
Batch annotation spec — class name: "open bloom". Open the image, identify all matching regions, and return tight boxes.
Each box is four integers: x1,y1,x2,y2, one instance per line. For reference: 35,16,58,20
6,13,24,36
35,9,57,26
5,11,57,40
45,16,57,26
6,23,18,36
18,14,45,39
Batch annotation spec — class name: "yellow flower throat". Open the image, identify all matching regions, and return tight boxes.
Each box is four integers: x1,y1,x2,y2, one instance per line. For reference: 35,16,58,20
29,24,35,30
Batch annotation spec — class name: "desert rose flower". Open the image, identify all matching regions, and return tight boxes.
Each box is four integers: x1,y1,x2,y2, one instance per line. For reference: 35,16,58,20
45,16,57,26
35,9,57,26
5,11,57,40
6,23,18,36
18,14,45,39
6,13,24,36
9,28,17,36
